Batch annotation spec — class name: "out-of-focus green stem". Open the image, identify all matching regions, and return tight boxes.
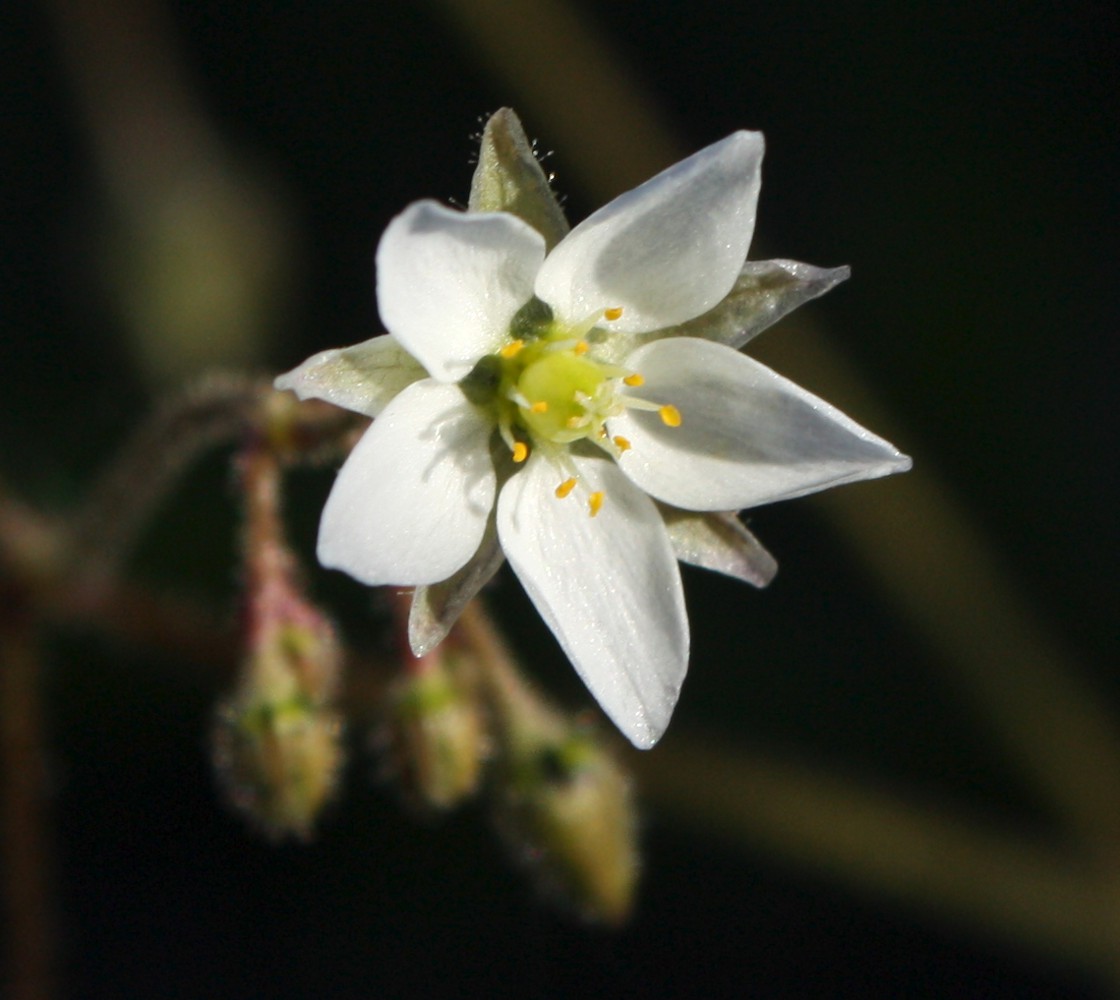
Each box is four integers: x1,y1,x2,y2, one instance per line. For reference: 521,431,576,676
431,0,683,197
45,0,294,384
635,735,1112,979
764,328,1120,863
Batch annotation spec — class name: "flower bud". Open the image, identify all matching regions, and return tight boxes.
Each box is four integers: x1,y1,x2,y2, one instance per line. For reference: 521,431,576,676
496,721,639,925
384,651,487,812
213,615,344,841
455,602,640,922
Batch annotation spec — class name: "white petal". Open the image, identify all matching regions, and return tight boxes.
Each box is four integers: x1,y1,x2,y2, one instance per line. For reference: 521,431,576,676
535,132,764,334
614,338,912,511
376,201,546,381
497,453,688,749
274,335,426,417
318,380,496,585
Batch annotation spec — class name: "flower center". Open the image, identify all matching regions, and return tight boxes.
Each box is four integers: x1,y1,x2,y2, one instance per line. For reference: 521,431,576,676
459,300,681,516
517,350,608,444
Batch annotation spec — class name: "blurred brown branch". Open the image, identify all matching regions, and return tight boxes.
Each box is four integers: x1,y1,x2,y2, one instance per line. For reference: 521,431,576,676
1,591,55,1000
0,381,359,999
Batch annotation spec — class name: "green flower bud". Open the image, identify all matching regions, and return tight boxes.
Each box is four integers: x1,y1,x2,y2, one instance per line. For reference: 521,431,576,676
213,658,343,841
496,721,639,925
385,652,487,812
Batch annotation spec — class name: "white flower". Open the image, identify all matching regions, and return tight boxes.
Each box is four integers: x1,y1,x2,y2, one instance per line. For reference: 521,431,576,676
276,129,911,748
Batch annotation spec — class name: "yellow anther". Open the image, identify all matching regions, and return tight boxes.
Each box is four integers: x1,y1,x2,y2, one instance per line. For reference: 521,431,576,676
623,373,644,387
555,478,577,499
604,307,624,321
500,339,525,359
530,400,549,414
659,404,682,427
588,491,605,517
512,441,529,463
566,416,583,429
573,340,589,355
613,435,631,453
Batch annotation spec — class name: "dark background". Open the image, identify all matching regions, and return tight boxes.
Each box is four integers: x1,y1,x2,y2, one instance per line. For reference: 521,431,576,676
2,0,1117,997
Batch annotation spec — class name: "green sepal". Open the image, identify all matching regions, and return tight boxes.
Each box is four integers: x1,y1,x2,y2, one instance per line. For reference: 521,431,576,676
645,259,851,351
274,334,426,417
657,504,778,588
408,515,505,655
469,108,570,250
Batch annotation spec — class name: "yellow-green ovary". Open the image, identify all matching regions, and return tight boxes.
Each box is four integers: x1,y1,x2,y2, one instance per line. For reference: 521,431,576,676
517,351,607,443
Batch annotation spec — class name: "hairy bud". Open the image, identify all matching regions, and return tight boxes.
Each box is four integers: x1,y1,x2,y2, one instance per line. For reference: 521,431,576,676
385,650,487,811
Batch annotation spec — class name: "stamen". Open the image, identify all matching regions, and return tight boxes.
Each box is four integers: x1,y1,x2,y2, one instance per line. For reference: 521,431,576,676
659,404,682,427
500,339,525,359
573,340,589,356
498,419,517,453
612,435,631,452
544,338,579,353
512,441,529,463
588,491,605,517
603,307,624,321
530,400,549,413
555,477,577,499
623,373,644,387
569,309,610,340
619,396,661,413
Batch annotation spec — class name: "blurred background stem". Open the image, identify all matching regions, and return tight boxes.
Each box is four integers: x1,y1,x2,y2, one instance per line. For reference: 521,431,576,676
633,736,1113,976
44,0,294,385
1,598,55,1000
